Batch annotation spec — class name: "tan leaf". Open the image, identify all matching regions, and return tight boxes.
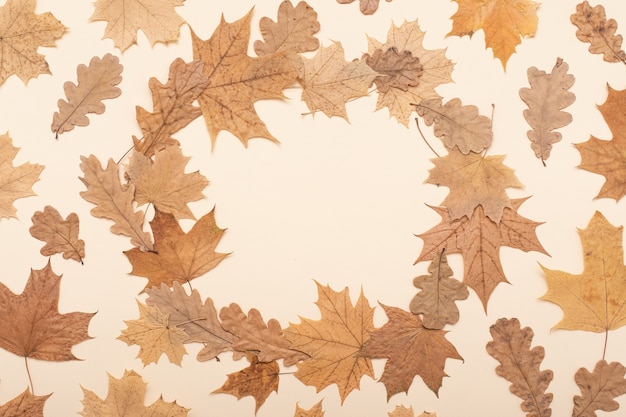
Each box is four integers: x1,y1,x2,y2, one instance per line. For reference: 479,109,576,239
336,0,390,15
573,360,626,417
571,1,626,64
29,205,85,264
90,0,185,51
79,155,153,251
415,98,493,154
0,389,50,417
520,58,575,165
80,369,189,417
0,133,44,220
388,406,437,417
294,400,324,417
51,54,123,138
364,47,423,93
486,318,553,417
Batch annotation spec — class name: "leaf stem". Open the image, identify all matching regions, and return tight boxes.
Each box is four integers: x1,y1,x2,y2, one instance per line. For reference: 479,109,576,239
414,117,440,158
603,329,608,360
25,356,34,394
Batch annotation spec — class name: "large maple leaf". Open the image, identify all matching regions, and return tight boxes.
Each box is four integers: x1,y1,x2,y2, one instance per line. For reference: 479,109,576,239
191,10,298,146
0,390,50,417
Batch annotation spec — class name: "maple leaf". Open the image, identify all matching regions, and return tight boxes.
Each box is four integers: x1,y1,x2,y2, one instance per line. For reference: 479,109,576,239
294,400,324,417
90,0,185,51
191,10,298,146
127,146,209,220
486,318,553,417
363,47,423,93
79,155,153,251
360,304,462,399
124,208,228,291
416,198,548,310
571,1,626,64
336,0,391,15
213,353,279,414
0,133,44,220
414,98,493,154
285,281,375,403
520,58,575,165
0,260,94,361
426,148,523,223
388,406,437,417
0,389,50,417
448,0,539,69
80,369,189,417
298,41,379,120
575,85,626,201
573,360,626,417
51,54,123,138
118,301,188,366
29,205,85,264
540,211,626,332
145,282,237,361
0,0,66,85
410,251,469,330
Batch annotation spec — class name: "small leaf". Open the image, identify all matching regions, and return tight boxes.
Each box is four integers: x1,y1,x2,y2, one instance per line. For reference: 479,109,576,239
30,205,85,263
364,47,423,93
571,1,626,63
573,360,626,417
294,400,324,417
0,389,50,417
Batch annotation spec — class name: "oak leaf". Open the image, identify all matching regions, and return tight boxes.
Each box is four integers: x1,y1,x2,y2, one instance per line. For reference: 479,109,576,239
124,208,228,291
79,155,153,251
0,389,50,417
363,47,423,93
575,85,626,201
294,400,324,417
0,133,44,220
361,304,462,399
90,0,185,51
30,205,85,264
0,261,94,361
520,58,575,165
448,0,539,69
80,369,189,417
285,281,375,403
540,211,626,332
192,10,298,146
486,318,553,417
410,251,469,330
571,1,626,64
51,54,123,138
336,0,391,15
573,360,626,417
0,0,66,85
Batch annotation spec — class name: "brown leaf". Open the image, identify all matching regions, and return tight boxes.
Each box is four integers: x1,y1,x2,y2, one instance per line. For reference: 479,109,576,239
571,1,626,64
520,58,575,165
573,360,626,417
336,0,390,15
90,0,185,51
51,54,123,138
79,155,153,251
388,406,437,417
29,205,85,264
0,133,44,220
486,318,553,417
0,389,50,417
410,251,469,330
0,0,66,85
364,47,423,93
0,261,94,361
294,400,324,417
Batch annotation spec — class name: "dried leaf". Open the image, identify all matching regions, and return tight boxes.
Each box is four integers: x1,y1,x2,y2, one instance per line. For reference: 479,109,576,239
29,205,85,264
364,47,423,93
0,390,50,417
0,133,44,220
388,406,437,417
573,360,626,417
520,58,575,165
571,1,626,63
486,318,553,417
51,54,123,138
294,400,324,417
336,0,391,15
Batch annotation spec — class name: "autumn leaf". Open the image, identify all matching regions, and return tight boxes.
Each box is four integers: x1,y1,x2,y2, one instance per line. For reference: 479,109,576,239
285,281,375,403
448,0,539,69
414,98,493,154
575,85,626,201
540,211,626,332
520,58,575,165
0,260,94,361
90,0,185,51
51,54,123,138
0,0,66,85
126,145,209,220
410,251,469,330
298,41,379,120
213,353,279,414
336,0,391,15
80,369,189,417
294,400,324,417
573,360,626,417
79,155,153,251
29,205,85,264
571,1,626,64
364,47,423,93
486,318,553,417
0,133,44,220
0,389,50,417
192,10,298,146
124,208,228,291
388,406,437,417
